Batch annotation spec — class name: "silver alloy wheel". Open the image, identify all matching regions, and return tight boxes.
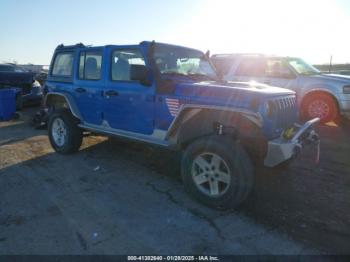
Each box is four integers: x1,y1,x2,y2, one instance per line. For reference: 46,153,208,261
308,99,330,119
191,152,231,197
51,118,67,147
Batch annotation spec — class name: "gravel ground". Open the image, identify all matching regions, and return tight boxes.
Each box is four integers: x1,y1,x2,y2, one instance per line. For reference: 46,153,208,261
0,107,349,255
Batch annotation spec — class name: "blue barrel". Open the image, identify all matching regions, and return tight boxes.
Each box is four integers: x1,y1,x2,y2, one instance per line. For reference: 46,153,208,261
0,89,16,121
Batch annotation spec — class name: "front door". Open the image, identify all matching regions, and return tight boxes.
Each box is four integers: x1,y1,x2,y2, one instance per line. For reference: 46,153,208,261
103,47,155,134
264,58,296,89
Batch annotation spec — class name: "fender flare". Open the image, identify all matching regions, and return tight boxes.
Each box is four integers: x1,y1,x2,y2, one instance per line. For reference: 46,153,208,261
44,92,83,120
165,104,263,140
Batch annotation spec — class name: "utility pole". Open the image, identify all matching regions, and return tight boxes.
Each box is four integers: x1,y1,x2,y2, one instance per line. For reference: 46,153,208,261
329,55,333,73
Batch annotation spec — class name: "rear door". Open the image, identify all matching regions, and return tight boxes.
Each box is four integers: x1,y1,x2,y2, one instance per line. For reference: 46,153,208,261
73,49,104,125
103,47,155,134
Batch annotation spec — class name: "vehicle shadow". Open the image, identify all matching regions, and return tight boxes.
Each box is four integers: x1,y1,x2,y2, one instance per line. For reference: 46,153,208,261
85,137,183,181
0,122,46,146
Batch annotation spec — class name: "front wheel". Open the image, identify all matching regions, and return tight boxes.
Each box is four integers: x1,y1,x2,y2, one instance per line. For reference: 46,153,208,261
181,136,254,210
48,109,83,154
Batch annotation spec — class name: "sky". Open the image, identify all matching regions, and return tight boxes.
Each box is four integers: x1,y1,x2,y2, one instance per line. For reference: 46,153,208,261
1,0,350,65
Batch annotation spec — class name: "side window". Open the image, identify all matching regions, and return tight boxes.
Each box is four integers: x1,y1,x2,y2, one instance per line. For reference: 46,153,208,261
52,53,74,77
212,58,235,76
266,59,293,78
235,58,266,77
78,51,102,80
111,49,145,81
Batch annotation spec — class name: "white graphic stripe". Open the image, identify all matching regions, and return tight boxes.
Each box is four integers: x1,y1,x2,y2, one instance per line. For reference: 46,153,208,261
165,98,180,117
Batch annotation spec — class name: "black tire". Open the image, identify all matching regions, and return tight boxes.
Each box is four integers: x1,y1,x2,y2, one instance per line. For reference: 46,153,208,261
16,95,23,111
48,109,83,154
181,135,254,210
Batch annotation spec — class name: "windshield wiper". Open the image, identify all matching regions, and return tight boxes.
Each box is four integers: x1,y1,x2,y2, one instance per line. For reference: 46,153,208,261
188,73,217,81
162,72,188,77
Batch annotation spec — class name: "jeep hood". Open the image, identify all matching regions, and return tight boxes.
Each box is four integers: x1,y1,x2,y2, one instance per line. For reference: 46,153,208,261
174,81,295,99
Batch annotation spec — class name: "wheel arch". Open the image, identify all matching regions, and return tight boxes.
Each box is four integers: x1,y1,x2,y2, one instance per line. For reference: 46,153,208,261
167,106,267,160
44,92,83,120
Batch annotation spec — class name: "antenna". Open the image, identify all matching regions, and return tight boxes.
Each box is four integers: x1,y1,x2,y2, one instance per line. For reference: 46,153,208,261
329,55,333,73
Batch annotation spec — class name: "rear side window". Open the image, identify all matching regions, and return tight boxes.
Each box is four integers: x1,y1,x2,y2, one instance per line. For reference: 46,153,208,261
235,58,266,77
111,49,145,81
52,53,74,77
79,51,102,80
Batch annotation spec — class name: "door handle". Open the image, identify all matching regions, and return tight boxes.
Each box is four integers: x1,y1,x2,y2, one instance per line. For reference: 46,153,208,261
105,90,119,97
75,87,86,93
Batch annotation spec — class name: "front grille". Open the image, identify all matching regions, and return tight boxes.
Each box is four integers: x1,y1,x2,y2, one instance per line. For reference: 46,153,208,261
270,95,298,132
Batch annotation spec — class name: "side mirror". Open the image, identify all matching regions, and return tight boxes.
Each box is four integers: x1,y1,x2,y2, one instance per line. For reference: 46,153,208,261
130,64,151,86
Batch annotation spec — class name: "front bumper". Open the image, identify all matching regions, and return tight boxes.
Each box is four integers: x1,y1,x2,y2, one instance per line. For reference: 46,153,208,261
336,93,350,118
338,100,350,118
264,118,320,167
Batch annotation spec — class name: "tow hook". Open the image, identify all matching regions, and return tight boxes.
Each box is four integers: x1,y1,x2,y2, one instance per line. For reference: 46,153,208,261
306,130,320,145
306,130,320,164
293,130,320,163
213,122,224,135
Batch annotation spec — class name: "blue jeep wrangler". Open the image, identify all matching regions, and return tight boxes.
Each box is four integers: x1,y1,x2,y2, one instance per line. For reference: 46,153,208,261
44,41,320,209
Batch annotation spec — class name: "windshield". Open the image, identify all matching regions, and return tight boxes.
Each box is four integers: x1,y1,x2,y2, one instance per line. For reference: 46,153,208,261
287,58,320,75
153,44,217,80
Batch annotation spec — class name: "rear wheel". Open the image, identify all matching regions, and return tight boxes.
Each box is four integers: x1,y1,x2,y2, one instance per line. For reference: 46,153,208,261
181,135,254,210
48,109,83,154
302,93,338,123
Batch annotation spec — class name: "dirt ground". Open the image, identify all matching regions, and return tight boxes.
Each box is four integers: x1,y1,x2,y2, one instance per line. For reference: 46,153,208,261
0,107,349,254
